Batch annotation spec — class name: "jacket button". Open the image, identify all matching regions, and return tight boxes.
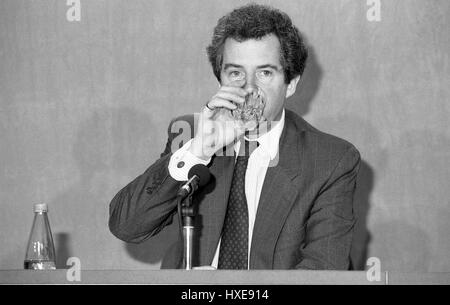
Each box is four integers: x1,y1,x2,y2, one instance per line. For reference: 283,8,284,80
145,186,154,194
177,161,185,168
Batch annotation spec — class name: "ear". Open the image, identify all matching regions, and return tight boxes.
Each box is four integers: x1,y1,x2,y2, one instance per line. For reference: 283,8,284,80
285,75,301,99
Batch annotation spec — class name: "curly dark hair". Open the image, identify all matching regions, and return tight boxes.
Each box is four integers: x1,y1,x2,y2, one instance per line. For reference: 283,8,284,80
206,4,308,84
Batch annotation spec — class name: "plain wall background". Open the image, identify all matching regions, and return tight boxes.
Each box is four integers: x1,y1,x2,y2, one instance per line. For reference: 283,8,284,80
0,0,449,271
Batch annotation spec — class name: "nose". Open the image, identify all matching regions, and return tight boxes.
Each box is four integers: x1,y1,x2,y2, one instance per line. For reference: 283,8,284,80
243,74,257,94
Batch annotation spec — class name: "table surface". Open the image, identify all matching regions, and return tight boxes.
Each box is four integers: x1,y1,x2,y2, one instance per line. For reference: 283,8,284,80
1,270,449,285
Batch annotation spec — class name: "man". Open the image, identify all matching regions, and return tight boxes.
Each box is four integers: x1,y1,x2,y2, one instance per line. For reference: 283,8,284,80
109,4,361,270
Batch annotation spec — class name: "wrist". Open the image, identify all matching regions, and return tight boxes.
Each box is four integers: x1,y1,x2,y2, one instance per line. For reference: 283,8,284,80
188,139,211,161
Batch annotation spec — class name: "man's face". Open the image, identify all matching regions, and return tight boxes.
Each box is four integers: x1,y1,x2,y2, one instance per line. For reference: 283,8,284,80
220,34,299,124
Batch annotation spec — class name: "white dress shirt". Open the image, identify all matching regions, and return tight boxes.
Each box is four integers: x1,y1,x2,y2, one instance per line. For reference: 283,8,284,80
168,109,285,269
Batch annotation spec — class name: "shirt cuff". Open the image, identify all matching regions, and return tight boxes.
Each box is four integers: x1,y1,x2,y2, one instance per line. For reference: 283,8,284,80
168,139,211,181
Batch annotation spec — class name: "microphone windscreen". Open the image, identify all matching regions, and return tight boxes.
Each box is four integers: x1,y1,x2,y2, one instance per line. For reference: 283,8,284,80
188,164,211,187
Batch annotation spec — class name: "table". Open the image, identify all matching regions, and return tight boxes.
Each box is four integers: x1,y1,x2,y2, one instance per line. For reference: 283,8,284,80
1,270,448,285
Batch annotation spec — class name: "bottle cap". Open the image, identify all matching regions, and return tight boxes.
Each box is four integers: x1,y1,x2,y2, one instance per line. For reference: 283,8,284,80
34,203,48,213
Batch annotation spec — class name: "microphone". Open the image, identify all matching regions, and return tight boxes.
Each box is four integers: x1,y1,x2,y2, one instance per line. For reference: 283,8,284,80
177,164,211,198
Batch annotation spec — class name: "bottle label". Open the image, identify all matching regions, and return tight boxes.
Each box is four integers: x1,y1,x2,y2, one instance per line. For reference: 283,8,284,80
24,260,56,270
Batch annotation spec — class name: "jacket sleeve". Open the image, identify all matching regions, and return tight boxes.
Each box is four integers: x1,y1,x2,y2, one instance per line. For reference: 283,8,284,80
296,146,361,270
108,117,192,243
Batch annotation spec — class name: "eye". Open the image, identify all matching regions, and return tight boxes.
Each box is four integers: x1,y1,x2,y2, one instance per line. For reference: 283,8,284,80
229,70,244,79
257,70,273,79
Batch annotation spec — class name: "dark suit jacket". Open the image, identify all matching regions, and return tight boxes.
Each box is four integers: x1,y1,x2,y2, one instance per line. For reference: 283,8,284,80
109,109,361,269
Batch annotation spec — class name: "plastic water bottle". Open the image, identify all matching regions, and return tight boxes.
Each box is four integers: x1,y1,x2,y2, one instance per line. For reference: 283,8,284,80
24,203,56,270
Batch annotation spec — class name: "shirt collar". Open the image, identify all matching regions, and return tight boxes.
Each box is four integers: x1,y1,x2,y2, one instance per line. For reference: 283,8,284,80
234,109,285,160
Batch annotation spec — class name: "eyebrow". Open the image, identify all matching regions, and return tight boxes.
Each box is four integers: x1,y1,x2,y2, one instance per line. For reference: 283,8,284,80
223,63,281,71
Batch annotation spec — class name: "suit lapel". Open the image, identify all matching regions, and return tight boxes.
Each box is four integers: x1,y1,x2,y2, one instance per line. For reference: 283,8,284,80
249,111,304,269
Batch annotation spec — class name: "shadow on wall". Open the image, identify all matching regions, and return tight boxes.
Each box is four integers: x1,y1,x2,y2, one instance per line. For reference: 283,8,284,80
50,106,161,268
125,219,180,265
286,45,323,117
55,233,72,269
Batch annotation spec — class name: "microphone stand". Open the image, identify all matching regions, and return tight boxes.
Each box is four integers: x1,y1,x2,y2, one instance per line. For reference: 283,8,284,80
181,193,195,270
175,164,211,270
